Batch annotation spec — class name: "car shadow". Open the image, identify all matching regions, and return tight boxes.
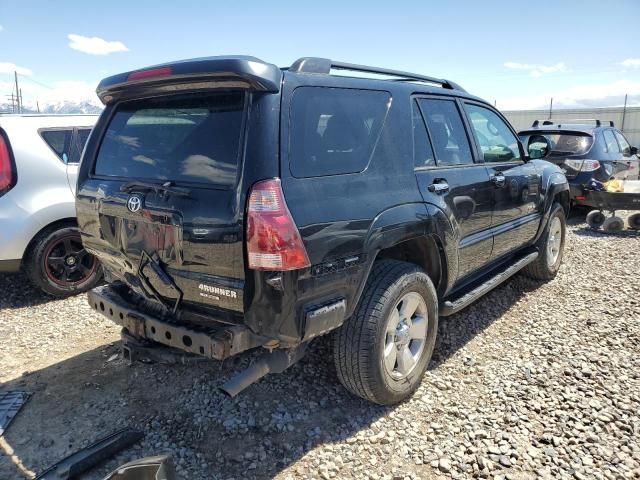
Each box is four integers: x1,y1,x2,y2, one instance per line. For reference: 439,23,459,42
0,272,56,310
0,272,542,480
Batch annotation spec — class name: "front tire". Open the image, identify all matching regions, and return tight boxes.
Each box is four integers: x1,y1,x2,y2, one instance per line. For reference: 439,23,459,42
522,202,566,281
24,223,102,297
333,260,438,405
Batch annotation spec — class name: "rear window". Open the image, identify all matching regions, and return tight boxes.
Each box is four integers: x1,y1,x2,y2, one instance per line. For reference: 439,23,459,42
289,87,390,178
522,132,593,157
94,92,245,187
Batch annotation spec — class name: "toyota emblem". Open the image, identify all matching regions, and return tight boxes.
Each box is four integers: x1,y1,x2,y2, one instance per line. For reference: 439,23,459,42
127,195,143,213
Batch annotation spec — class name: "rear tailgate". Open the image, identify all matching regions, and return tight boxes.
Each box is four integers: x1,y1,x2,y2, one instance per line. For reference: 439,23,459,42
77,90,248,314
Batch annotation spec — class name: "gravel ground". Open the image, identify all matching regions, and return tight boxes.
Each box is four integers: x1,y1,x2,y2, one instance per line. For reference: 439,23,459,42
1,215,639,480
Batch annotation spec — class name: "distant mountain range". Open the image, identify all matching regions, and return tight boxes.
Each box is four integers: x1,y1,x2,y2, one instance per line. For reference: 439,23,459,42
0,99,103,115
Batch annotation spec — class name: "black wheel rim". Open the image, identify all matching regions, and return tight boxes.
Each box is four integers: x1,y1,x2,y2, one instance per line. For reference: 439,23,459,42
43,233,97,287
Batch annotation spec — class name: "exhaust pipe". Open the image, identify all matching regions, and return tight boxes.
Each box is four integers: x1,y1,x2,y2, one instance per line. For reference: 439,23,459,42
221,345,307,397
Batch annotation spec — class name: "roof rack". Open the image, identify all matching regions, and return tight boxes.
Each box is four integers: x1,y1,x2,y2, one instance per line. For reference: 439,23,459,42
532,119,614,128
288,57,465,92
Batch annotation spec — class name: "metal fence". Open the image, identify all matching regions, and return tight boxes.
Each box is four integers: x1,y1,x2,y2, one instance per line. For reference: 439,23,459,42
502,106,640,146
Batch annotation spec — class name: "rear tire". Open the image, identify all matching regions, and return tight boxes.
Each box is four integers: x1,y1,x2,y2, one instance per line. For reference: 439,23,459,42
522,202,566,281
586,210,606,229
333,259,438,405
603,216,624,232
24,223,102,297
628,213,640,230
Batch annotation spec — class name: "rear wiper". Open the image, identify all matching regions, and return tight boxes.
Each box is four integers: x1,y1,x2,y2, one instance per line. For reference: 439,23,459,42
120,181,191,197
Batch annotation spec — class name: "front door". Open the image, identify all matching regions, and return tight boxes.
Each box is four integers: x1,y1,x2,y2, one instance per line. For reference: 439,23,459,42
462,102,541,259
412,97,493,280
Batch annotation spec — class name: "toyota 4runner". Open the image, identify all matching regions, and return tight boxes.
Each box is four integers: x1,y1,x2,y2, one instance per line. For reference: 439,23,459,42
77,56,569,405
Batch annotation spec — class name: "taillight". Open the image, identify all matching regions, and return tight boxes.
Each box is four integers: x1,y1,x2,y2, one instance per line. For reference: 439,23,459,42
246,178,310,271
127,66,172,81
564,159,600,172
0,133,15,194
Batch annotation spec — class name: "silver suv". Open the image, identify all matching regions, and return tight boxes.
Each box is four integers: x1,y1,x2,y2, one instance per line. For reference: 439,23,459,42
0,114,102,296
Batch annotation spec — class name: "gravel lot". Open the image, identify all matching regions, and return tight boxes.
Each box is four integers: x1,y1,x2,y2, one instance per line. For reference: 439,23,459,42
1,215,639,480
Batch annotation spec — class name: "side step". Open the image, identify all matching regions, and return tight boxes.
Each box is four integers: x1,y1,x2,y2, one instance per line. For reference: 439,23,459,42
439,251,538,317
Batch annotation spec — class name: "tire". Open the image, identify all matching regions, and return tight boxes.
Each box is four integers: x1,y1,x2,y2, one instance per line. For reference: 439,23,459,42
333,259,438,405
522,202,566,281
24,223,102,297
586,210,606,229
628,213,640,230
603,216,624,232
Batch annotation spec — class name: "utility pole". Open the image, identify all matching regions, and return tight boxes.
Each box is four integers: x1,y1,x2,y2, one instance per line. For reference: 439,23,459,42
19,88,23,113
621,94,628,132
36,100,40,113
14,71,21,113
548,97,553,120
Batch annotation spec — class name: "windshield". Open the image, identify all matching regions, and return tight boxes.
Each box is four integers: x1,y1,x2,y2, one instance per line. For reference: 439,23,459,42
522,132,593,158
94,92,245,187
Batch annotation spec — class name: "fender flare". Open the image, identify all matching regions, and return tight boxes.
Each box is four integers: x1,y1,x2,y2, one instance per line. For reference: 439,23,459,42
347,203,454,317
534,172,569,242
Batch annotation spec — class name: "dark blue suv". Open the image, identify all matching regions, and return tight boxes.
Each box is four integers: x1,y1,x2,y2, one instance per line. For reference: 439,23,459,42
518,120,639,207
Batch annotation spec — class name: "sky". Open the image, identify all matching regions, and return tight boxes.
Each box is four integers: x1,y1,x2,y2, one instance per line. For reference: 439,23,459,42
1,0,639,111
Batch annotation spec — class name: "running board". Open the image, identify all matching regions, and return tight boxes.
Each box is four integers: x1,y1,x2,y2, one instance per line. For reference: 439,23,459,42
439,251,538,317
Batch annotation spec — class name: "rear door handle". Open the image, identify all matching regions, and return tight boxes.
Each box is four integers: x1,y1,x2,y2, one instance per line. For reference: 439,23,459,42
428,181,449,194
491,173,506,187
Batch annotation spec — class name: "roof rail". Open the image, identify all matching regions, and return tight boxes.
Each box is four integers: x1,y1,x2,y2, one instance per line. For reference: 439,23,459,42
533,119,614,128
288,57,465,92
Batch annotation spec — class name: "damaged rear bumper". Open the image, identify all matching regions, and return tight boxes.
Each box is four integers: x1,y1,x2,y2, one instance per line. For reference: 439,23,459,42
88,285,265,360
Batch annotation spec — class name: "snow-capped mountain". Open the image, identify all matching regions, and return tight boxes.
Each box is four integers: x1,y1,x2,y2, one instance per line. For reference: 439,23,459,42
0,98,103,115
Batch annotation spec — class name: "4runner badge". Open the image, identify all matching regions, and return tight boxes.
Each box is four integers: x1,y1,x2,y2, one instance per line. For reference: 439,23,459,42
127,195,143,213
199,283,237,299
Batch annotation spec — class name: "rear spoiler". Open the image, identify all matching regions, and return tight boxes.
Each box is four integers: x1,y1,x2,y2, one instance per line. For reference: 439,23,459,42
96,56,282,105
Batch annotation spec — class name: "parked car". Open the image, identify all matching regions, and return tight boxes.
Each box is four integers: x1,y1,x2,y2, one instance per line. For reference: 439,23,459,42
518,120,640,207
0,114,102,296
78,56,569,405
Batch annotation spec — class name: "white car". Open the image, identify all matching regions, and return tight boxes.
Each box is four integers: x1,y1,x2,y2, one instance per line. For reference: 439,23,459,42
0,114,102,296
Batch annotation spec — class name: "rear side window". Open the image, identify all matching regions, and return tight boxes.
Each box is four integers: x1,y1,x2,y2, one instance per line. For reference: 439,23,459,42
289,87,390,178
412,100,435,168
94,92,245,187
418,99,473,166
614,131,631,155
603,130,620,153
41,129,73,163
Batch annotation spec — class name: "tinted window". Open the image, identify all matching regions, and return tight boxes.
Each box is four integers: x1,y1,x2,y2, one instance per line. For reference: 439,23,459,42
71,128,92,164
418,99,473,166
412,100,435,168
95,92,245,186
464,104,520,162
289,87,390,177
603,130,620,153
41,129,73,163
614,131,631,155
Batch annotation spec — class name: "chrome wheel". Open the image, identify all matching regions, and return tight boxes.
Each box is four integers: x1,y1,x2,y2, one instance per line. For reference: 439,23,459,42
546,216,562,267
383,292,428,379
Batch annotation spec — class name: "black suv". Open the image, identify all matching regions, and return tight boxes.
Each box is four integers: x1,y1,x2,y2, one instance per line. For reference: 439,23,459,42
518,120,639,207
77,56,569,405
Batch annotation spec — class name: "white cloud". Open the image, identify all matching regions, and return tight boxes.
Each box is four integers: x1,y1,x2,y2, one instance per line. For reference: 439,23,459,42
0,62,33,76
621,58,640,69
498,79,640,110
504,61,567,78
67,33,128,55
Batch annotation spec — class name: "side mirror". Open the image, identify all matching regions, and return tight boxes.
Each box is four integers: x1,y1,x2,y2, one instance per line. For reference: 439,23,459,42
527,135,550,159
630,146,638,156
